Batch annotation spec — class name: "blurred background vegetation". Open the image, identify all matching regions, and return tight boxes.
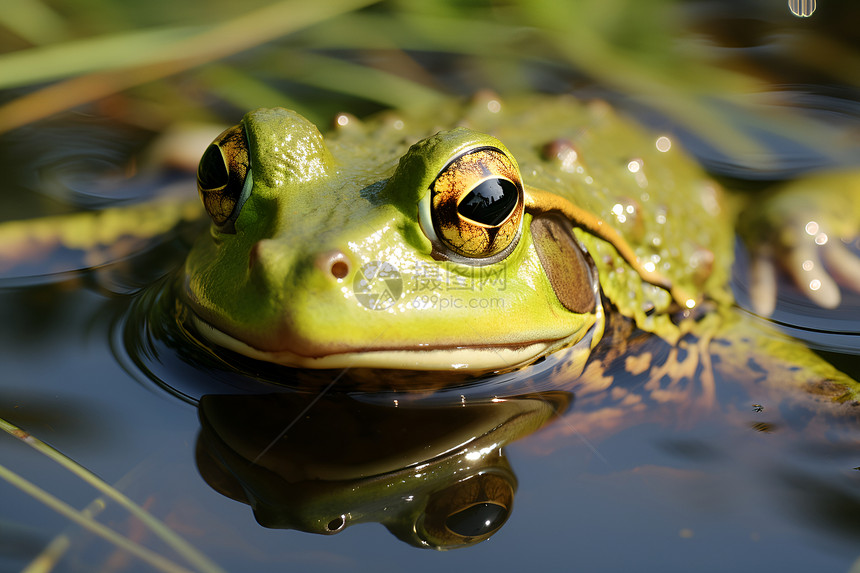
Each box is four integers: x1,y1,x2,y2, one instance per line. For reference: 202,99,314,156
0,0,858,215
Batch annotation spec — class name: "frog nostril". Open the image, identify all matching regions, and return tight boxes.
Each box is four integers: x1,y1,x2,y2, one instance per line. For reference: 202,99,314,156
331,260,349,279
315,250,350,280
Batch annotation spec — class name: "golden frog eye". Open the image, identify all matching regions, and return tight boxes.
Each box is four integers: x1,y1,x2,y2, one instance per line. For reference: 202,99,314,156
196,124,251,231
430,147,524,259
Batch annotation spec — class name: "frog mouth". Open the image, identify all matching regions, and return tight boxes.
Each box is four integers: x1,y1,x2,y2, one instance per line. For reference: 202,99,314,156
189,314,595,372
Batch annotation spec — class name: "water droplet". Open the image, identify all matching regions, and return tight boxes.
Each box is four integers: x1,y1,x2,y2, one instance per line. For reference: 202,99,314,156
487,100,502,113
788,0,816,17
814,232,828,245
627,159,642,173
805,221,819,235
655,136,672,152
809,279,821,291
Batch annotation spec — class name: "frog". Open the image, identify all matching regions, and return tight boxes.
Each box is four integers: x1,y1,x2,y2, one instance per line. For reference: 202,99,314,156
1,93,858,405
180,93,860,404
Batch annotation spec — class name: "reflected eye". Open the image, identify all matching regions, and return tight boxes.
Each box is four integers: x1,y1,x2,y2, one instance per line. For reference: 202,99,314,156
418,472,514,548
196,124,251,231
445,502,509,537
429,147,524,259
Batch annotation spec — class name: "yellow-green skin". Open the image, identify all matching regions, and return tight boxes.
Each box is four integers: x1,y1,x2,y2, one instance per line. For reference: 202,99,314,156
184,94,734,372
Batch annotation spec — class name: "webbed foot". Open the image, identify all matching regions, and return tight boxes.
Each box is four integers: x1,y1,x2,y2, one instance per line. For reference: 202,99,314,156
739,171,860,315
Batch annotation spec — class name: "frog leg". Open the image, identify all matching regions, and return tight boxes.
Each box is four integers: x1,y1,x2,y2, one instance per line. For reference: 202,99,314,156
714,311,860,408
0,197,202,282
737,170,860,315
524,187,695,308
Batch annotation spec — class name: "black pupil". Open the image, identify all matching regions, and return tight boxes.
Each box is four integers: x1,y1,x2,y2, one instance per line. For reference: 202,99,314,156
445,502,508,537
198,144,228,189
457,178,518,226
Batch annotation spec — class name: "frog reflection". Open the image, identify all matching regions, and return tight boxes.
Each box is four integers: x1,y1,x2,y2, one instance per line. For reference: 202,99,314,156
195,391,570,549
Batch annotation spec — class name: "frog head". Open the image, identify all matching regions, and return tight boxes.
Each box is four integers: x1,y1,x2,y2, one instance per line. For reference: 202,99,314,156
185,107,607,373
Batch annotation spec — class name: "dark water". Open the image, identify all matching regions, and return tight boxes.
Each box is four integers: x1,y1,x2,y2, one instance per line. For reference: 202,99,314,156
2,4,860,570
1,143,859,571
1,270,859,572
1,163,859,573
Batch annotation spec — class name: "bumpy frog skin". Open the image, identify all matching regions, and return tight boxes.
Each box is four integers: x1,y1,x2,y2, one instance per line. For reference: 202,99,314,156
186,95,735,373
185,94,860,397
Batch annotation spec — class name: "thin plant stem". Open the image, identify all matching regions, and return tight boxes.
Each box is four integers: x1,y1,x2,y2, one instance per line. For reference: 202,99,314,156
0,463,194,573
21,498,106,573
0,0,381,133
0,417,225,573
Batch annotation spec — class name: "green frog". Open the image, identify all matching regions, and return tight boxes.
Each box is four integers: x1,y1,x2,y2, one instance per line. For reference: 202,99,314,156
184,93,858,403
2,93,859,404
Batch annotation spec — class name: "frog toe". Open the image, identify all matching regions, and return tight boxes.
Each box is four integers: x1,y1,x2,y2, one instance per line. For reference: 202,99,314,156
748,240,842,315
748,246,777,316
739,170,860,313
821,237,860,294
745,229,859,315
780,240,841,309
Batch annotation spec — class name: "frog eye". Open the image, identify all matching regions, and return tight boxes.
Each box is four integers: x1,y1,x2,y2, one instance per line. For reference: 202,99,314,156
197,124,252,231
428,147,524,260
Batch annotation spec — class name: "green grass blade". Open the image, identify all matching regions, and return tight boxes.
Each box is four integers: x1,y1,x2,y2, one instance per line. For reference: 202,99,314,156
0,463,195,573
269,51,446,110
0,26,201,90
0,0,69,45
21,498,105,573
0,417,226,573
0,0,381,133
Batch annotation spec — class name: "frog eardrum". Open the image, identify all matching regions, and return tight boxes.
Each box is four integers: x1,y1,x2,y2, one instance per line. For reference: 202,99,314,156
429,146,524,260
196,124,252,231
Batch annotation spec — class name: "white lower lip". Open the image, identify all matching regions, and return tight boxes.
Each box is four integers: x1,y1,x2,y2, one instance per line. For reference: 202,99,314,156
190,314,558,372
